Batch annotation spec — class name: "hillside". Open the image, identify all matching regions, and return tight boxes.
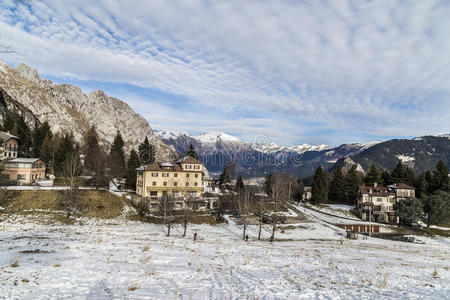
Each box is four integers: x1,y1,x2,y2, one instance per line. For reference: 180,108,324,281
0,189,136,221
0,59,175,160
350,135,450,173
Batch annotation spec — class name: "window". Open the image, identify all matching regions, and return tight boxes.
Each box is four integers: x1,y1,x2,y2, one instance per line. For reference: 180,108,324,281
194,173,198,178
377,198,382,202
150,191,158,196
390,199,395,203
174,182,178,186
194,165,200,169
17,174,26,180
185,165,192,169
162,173,169,177
152,181,157,186
173,191,179,197
174,173,178,177
186,174,190,178
151,172,158,177
186,182,189,186
194,182,198,186
163,182,167,186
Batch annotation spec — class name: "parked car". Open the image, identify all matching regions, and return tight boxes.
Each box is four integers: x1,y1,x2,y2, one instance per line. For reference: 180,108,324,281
402,236,425,244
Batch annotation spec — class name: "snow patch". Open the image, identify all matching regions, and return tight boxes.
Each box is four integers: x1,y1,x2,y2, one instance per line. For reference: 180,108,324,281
396,154,416,163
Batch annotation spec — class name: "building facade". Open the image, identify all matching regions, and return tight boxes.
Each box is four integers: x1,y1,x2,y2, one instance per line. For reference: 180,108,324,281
0,131,19,160
2,158,46,184
136,156,210,211
357,182,415,224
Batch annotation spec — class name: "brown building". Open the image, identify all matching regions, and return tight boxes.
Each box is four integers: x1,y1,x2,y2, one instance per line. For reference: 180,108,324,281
357,182,416,224
0,131,19,160
3,158,46,184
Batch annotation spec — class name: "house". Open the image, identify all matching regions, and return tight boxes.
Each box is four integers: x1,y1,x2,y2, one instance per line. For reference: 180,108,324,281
388,183,416,199
202,169,221,194
0,131,19,160
136,156,216,211
303,186,312,201
2,158,46,184
357,182,416,224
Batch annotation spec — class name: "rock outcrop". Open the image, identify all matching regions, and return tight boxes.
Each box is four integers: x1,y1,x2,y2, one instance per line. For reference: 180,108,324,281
0,59,175,160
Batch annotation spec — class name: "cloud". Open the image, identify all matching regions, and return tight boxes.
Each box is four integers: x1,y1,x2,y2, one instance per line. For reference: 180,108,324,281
0,0,449,146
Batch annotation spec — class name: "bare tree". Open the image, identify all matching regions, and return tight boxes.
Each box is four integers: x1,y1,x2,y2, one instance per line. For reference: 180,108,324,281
61,149,82,218
236,191,250,240
268,175,290,242
252,195,267,240
181,197,193,237
159,193,176,236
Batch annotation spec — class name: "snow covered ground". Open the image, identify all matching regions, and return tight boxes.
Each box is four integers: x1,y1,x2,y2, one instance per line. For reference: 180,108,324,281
0,214,449,299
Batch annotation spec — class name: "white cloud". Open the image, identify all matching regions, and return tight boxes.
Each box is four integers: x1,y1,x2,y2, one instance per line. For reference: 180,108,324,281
0,0,449,145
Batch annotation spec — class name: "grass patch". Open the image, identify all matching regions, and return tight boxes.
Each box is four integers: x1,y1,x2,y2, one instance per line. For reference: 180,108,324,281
0,189,135,220
420,227,450,238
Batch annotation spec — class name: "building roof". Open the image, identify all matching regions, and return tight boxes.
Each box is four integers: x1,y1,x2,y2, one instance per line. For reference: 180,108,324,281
0,131,19,142
137,162,183,172
7,158,43,163
359,185,395,197
389,183,415,190
138,156,204,172
176,156,203,165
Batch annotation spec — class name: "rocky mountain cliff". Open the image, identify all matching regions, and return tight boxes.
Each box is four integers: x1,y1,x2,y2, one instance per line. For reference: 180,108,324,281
0,59,175,160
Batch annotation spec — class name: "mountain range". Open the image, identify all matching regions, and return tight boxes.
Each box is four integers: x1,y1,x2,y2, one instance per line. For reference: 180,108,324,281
156,130,450,179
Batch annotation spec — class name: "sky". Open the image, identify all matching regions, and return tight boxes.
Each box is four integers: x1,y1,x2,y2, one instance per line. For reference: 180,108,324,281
0,0,449,147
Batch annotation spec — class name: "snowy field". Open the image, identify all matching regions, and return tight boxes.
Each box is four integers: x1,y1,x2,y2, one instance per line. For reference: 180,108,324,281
0,215,449,299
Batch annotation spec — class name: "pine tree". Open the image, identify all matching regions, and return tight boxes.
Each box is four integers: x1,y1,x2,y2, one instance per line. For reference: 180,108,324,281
16,115,32,157
390,161,407,184
344,165,361,205
53,133,78,177
2,113,15,132
220,162,235,186
394,198,423,225
414,173,428,198
236,176,245,192
329,166,345,202
40,134,53,165
109,131,126,178
423,190,450,228
311,165,328,204
83,125,104,174
32,121,52,158
126,149,140,190
431,159,449,192
186,144,198,159
381,170,392,186
365,163,383,186
425,170,434,194
406,167,416,186
138,136,155,164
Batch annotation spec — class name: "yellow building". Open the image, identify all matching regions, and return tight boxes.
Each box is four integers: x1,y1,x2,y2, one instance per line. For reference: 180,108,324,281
136,156,204,201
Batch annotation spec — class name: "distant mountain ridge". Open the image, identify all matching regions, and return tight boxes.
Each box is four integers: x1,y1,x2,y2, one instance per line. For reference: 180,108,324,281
157,130,450,178
0,59,175,160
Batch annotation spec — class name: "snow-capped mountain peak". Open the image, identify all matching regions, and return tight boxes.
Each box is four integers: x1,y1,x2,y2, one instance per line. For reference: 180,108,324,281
155,130,191,140
196,131,243,144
